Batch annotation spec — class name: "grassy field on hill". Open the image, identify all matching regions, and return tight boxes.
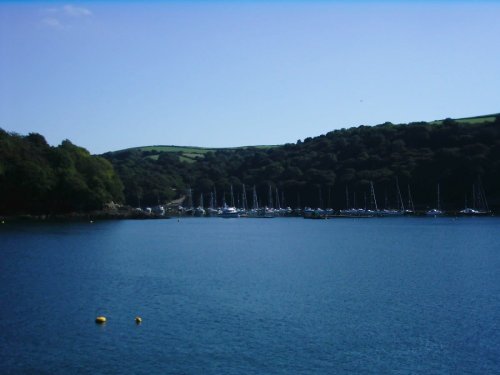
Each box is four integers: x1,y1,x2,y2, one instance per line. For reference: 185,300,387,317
113,114,499,158
116,145,278,163
431,114,498,125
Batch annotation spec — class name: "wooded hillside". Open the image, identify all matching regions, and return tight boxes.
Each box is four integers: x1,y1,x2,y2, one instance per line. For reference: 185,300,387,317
0,130,123,214
2,115,499,215
104,115,500,211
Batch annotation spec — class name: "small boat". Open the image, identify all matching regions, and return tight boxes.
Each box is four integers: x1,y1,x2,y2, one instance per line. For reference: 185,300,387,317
262,207,275,218
303,208,326,219
303,207,314,218
426,184,444,216
194,194,205,216
459,207,481,215
194,206,205,217
206,207,220,217
206,191,219,216
220,205,239,218
404,184,416,215
426,208,444,216
459,181,492,216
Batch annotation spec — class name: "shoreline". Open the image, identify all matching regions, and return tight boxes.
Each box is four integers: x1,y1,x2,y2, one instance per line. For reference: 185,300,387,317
0,210,171,223
1,210,496,223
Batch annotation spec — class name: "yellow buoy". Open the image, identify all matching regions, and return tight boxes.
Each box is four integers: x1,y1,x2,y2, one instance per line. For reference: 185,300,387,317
135,316,142,324
95,316,107,324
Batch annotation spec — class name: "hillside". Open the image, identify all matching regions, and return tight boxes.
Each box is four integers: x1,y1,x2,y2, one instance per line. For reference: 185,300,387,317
2,113,499,215
430,113,498,125
102,114,500,211
0,130,123,215
111,145,277,163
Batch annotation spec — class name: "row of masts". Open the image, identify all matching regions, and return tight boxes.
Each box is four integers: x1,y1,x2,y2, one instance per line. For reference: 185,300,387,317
182,179,489,214
340,180,413,213
186,184,290,211
464,183,490,212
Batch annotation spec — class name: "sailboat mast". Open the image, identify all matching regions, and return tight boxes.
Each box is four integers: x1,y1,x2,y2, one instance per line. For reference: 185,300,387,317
252,185,258,210
370,181,378,211
437,184,441,211
187,187,193,209
268,184,273,208
230,185,235,207
242,184,248,210
407,185,415,212
396,178,405,211
476,177,490,212
472,184,476,210
346,185,349,209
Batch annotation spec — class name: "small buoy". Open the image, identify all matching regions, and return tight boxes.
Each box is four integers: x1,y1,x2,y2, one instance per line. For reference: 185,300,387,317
135,316,142,324
95,316,107,324
1,221,4,224
90,220,94,224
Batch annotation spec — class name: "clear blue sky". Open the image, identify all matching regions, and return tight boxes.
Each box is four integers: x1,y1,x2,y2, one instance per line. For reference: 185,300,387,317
1,1,499,154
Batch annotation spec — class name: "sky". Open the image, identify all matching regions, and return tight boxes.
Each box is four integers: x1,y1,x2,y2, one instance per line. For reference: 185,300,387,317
1,1,499,154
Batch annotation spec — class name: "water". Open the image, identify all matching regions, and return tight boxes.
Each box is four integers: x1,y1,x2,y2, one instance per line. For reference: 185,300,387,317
1,217,499,374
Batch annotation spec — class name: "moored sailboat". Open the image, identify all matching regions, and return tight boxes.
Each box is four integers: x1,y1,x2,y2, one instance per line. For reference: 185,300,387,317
194,193,205,216
426,184,444,216
220,204,239,218
459,180,492,216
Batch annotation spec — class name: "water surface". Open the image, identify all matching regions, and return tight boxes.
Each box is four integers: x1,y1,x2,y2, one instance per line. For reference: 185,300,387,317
1,217,499,374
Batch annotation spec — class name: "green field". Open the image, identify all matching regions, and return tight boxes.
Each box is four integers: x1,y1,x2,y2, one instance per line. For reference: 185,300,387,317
110,113,498,162
114,144,278,163
137,145,216,153
431,114,498,125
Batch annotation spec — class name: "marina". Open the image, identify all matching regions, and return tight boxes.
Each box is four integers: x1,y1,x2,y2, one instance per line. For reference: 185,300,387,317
2,1,499,374
138,181,494,219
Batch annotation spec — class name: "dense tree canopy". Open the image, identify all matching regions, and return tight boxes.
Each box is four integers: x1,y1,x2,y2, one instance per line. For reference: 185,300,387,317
104,115,500,211
0,130,123,214
2,114,499,215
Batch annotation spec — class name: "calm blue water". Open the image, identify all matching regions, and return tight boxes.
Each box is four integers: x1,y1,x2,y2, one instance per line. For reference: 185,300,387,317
1,217,499,374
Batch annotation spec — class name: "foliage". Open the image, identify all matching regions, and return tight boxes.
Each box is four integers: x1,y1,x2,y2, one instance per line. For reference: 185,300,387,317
2,113,500,214
0,131,124,214
104,114,500,210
